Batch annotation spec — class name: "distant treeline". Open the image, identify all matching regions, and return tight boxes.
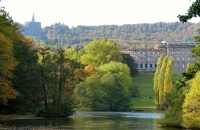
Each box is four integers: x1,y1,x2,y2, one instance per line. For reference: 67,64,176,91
41,22,200,49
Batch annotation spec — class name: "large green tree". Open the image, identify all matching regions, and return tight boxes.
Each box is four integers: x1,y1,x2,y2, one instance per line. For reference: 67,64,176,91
73,61,132,111
80,38,122,67
73,74,103,111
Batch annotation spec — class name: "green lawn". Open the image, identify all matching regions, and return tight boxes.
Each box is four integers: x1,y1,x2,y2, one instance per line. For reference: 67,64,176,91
130,73,182,112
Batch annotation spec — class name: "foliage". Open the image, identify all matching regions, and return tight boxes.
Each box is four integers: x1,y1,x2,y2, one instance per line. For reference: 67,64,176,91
121,53,138,76
37,48,81,116
164,57,173,94
159,80,188,127
153,55,165,106
10,39,41,114
97,61,132,87
154,55,174,110
157,56,168,108
80,38,122,67
182,71,200,129
73,62,132,111
178,0,200,23
39,22,199,49
73,74,103,111
0,7,20,105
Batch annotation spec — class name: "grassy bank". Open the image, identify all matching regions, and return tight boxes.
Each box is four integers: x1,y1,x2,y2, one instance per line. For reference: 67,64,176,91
130,73,182,112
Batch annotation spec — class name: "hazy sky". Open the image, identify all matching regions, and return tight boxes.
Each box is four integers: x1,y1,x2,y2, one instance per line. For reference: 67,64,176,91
0,0,199,27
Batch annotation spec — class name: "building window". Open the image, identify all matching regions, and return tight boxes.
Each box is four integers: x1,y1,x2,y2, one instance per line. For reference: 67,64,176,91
182,58,184,61
137,64,139,68
182,48,184,50
140,64,143,68
188,57,190,61
153,52,154,55
148,52,150,54
145,64,148,68
134,52,136,55
188,52,190,55
138,57,140,61
177,52,179,55
143,52,145,55
150,64,152,68
157,52,159,54
155,64,157,68
177,57,179,61
182,52,184,55
148,58,150,61
172,51,174,55
138,52,140,55
182,64,185,68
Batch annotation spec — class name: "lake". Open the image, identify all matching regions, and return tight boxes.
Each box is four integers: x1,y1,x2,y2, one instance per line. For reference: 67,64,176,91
0,112,182,130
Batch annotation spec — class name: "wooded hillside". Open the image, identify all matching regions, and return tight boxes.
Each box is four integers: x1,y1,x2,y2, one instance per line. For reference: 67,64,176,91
41,22,200,49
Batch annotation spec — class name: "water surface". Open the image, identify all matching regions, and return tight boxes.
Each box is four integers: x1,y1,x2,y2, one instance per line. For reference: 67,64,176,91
0,112,182,130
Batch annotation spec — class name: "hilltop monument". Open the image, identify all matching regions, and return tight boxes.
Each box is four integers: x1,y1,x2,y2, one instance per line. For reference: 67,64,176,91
23,13,47,40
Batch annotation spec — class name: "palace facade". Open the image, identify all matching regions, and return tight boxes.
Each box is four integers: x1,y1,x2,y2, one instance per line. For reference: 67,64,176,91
123,41,196,73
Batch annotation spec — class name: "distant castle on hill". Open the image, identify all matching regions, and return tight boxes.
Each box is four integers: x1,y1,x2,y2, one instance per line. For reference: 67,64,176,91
22,13,47,40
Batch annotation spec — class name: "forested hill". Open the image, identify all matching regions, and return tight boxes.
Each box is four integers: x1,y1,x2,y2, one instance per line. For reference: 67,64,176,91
42,22,200,49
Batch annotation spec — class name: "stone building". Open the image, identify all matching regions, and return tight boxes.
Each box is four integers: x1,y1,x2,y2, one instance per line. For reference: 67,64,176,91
123,41,196,73
22,13,47,40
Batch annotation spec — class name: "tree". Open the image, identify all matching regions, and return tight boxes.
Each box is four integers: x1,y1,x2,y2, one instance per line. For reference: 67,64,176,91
80,38,122,67
10,40,41,113
73,74,103,111
121,53,138,76
73,61,132,111
186,62,191,73
38,48,51,111
178,0,200,22
0,7,18,105
101,73,130,111
154,54,165,109
158,56,168,109
159,80,187,127
182,71,200,129
97,61,132,88
164,57,174,94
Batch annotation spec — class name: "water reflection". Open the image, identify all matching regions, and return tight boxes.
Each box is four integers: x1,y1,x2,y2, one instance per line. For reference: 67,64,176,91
0,112,183,130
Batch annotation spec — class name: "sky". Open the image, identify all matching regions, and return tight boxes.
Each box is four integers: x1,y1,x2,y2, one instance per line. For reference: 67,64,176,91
0,0,199,28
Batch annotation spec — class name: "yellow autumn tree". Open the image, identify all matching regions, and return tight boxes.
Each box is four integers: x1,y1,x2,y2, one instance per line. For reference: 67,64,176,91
182,71,200,129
